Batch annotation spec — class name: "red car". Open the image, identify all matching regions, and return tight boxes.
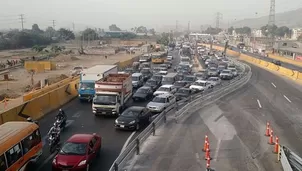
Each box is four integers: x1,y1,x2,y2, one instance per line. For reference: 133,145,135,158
52,133,102,171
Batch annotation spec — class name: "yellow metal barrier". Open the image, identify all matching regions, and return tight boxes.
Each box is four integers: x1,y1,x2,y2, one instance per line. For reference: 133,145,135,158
267,63,279,71
1,78,79,124
38,61,56,70
24,61,45,73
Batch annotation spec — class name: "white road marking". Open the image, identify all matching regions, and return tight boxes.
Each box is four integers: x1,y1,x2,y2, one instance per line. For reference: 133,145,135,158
72,111,81,118
37,152,56,170
195,153,200,160
257,99,262,108
119,131,136,155
283,95,292,103
214,139,221,161
271,82,276,88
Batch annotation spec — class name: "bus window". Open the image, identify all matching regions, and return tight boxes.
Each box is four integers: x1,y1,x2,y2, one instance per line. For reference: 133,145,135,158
22,129,41,154
5,144,23,167
0,154,7,171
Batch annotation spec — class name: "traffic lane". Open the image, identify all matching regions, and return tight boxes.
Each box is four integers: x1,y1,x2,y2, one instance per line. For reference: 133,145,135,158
36,98,150,171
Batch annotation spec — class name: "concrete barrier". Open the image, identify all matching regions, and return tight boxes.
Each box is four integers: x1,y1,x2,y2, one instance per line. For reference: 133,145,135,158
0,78,79,124
268,54,302,68
206,44,302,84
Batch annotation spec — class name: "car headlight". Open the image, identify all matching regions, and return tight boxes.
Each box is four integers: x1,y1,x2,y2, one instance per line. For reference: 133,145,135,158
52,158,57,164
78,160,86,166
92,108,96,111
129,120,136,124
115,119,118,124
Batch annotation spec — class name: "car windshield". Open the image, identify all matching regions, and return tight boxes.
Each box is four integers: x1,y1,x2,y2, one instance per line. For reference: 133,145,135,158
208,77,218,81
158,87,170,92
152,75,162,81
121,109,140,117
146,80,156,85
195,73,204,77
209,68,217,72
193,82,206,86
59,142,87,155
162,77,174,82
152,97,166,103
184,76,194,81
222,70,231,74
137,88,148,93
230,69,236,72
177,89,190,94
218,66,225,69
93,95,116,105
132,76,140,81
74,67,82,70
80,82,94,89
174,82,185,86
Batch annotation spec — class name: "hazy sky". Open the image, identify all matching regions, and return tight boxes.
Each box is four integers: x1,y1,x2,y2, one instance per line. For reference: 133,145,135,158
0,0,301,31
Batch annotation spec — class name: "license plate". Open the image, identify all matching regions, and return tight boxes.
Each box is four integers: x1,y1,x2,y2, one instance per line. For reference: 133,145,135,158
102,112,106,114
120,125,124,128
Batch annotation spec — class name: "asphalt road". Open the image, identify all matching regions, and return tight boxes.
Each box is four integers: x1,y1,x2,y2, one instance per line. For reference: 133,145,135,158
218,44,302,71
120,60,302,171
35,50,181,171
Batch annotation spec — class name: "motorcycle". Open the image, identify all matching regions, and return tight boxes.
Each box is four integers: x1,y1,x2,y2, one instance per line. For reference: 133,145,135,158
55,117,66,130
48,133,59,153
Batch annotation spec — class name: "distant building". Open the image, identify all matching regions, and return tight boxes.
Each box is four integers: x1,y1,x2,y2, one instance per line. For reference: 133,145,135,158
252,29,263,37
273,40,302,60
291,28,302,40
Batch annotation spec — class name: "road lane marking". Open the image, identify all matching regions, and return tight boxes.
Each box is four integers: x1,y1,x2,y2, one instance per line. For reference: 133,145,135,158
195,153,200,160
72,111,81,118
214,139,221,161
257,99,262,108
283,95,292,103
119,131,136,155
271,82,276,88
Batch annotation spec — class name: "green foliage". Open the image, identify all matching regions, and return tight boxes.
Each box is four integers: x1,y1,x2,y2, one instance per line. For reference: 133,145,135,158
234,27,251,35
81,28,98,40
0,24,75,50
51,45,65,53
204,27,222,35
136,26,148,34
260,24,278,37
275,26,290,37
156,32,171,46
109,24,121,31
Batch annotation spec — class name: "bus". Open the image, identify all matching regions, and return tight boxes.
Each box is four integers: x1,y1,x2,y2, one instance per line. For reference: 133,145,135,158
151,52,166,64
0,121,42,171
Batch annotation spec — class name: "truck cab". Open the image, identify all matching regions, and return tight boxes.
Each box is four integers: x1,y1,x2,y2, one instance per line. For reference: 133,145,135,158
92,73,132,116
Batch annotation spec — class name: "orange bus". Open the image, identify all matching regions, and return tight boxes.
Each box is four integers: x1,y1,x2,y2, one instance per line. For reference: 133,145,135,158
0,121,42,171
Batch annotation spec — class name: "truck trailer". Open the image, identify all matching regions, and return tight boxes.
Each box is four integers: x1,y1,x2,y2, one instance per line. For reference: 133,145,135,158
78,65,117,101
92,73,132,116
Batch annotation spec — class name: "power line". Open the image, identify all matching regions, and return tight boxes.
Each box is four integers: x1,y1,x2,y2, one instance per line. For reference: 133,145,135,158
19,14,24,30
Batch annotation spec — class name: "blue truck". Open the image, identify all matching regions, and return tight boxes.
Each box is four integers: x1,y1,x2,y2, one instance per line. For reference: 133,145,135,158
78,65,118,101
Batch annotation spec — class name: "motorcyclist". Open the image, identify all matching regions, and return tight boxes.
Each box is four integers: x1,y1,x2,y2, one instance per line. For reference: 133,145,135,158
27,117,33,122
48,121,61,142
56,109,67,125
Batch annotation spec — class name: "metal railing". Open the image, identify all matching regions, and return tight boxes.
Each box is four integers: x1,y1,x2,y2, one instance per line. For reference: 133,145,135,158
108,59,251,171
280,146,302,171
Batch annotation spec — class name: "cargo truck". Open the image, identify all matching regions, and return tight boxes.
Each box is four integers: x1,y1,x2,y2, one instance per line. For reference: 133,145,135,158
78,65,117,101
92,73,132,116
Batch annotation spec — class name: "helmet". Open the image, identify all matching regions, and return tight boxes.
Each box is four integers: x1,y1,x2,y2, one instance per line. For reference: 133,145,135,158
54,121,59,127
27,117,33,122
59,109,62,112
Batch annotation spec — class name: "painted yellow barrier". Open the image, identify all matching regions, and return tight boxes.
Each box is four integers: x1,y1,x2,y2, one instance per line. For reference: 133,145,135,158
24,61,45,73
267,63,279,71
268,54,302,68
23,76,79,102
38,61,56,70
0,78,79,124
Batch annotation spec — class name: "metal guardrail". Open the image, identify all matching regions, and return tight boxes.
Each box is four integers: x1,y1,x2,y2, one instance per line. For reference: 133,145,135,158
280,146,302,171
108,59,251,171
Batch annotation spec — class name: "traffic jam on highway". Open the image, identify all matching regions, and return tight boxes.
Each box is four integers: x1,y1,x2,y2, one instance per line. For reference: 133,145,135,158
0,41,241,171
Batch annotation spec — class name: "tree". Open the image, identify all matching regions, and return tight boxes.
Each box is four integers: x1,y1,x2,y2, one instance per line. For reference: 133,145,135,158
81,28,98,40
261,24,277,37
234,27,251,35
136,26,148,34
275,26,290,38
57,28,75,40
228,27,234,35
31,45,46,52
31,24,43,34
298,35,302,41
204,27,222,35
109,24,121,31
44,27,57,38
149,28,155,35
51,45,65,53
156,32,170,46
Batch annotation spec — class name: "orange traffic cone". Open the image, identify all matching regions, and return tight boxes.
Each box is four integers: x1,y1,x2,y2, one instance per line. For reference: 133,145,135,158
206,157,210,168
268,134,274,145
203,140,208,152
205,135,209,142
207,142,211,152
265,122,270,136
205,148,210,160
274,136,279,153
270,129,274,136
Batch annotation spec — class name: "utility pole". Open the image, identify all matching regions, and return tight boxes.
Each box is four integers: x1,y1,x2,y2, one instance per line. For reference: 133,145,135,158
19,14,24,30
176,20,178,32
267,0,275,51
187,21,190,33
215,12,223,29
52,20,56,29
72,22,75,32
